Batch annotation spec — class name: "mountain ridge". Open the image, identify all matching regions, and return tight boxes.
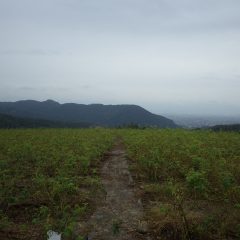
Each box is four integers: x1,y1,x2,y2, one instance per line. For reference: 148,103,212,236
0,100,178,128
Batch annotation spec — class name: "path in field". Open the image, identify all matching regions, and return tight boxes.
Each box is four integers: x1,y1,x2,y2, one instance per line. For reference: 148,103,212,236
84,141,150,240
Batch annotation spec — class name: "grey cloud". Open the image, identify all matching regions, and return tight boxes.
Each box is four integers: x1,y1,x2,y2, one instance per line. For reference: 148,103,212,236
0,49,60,56
18,87,36,91
0,0,240,115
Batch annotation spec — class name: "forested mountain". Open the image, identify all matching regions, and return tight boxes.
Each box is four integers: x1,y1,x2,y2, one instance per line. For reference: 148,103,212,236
0,100,177,128
0,113,92,128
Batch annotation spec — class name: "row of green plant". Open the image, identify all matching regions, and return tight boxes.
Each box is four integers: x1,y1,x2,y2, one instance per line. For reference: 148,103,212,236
0,129,114,239
120,129,240,239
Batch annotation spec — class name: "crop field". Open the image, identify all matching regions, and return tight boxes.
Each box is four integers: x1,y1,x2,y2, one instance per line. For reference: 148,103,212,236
121,129,240,239
0,128,240,239
0,129,114,239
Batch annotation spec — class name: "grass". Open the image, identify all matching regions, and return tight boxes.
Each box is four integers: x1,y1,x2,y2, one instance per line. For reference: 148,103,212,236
120,129,240,239
0,128,240,239
0,128,114,239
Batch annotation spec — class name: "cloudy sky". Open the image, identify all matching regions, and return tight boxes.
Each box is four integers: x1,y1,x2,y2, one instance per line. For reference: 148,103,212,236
0,0,240,115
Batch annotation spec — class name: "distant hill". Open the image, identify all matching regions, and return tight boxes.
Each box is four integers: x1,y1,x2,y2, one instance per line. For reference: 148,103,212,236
0,113,92,129
210,124,240,132
0,100,177,128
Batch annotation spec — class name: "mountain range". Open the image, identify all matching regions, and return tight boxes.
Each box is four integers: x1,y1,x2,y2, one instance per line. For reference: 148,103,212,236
0,100,177,128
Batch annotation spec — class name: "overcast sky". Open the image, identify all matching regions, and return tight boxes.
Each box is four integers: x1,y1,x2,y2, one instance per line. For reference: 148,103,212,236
0,0,240,115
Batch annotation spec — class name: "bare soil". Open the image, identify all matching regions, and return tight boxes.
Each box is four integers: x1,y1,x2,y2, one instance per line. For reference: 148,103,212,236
79,140,151,240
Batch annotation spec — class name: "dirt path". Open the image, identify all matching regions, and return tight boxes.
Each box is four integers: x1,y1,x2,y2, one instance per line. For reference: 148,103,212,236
83,141,150,240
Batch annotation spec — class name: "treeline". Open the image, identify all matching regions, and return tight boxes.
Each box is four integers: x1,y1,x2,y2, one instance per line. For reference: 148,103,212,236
0,114,92,129
210,124,240,132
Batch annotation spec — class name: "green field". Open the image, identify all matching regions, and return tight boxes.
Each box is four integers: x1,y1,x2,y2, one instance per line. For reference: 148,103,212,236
122,129,240,239
0,129,240,239
0,129,114,239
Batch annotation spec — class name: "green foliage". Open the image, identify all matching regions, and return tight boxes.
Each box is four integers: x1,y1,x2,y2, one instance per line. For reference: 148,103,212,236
112,219,121,235
0,128,114,238
120,129,240,239
0,210,11,229
1,128,240,239
221,171,235,190
186,170,208,195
